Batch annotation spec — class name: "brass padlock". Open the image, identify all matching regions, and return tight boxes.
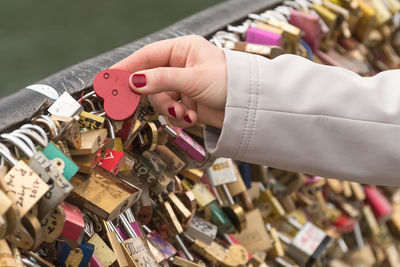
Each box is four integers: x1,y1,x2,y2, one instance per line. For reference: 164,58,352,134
68,167,141,220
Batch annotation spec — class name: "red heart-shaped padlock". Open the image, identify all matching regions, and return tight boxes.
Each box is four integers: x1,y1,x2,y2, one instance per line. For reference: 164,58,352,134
93,69,141,120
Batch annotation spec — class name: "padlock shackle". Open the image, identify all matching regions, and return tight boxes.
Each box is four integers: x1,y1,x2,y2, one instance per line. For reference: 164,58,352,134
0,143,18,166
1,133,34,158
21,124,49,146
10,132,37,153
40,115,59,137
13,128,47,148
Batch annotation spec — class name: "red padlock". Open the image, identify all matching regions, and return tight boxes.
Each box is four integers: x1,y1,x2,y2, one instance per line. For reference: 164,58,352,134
97,148,125,175
93,69,141,121
60,202,85,246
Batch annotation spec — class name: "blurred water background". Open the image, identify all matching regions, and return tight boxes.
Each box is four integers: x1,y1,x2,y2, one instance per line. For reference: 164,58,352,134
0,0,222,98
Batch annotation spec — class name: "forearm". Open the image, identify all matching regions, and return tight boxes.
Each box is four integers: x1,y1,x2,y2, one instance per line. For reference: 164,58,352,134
205,49,400,185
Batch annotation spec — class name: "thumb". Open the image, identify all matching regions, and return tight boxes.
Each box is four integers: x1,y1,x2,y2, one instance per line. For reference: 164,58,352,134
129,67,195,95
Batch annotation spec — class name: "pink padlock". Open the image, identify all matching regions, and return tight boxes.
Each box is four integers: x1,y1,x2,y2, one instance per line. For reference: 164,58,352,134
60,202,85,245
90,254,105,267
245,27,282,47
289,10,325,52
365,186,393,222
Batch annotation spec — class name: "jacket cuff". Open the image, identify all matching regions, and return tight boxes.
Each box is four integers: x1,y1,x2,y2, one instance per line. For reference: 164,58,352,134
204,49,259,158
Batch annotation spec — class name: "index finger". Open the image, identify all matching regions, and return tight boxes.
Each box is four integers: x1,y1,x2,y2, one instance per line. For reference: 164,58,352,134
110,37,188,73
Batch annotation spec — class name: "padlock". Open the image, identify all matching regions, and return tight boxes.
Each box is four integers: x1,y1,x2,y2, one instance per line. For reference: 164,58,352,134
155,145,186,178
278,216,333,267
143,225,177,260
102,220,129,267
0,239,18,267
2,132,73,219
78,111,105,130
179,168,204,183
249,13,301,53
354,0,376,43
159,116,207,164
0,144,49,218
168,192,192,221
232,209,272,255
132,151,170,195
184,215,218,245
57,241,94,267
182,179,235,233
266,224,285,260
364,185,393,222
42,141,79,180
224,41,285,58
68,167,141,220
289,10,326,51
93,69,142,121
33,114,60,140
69,128,107,155
20,213,42,250
87,233,117,266
97,148,125,175
206,159,247,231
172,256,202,267
48,92,83,117
255,186,286,223
130,121,158,154
59,201,85,247
51,115,82,150
40,204,65,243
121,235,158,266
312,4,340,43
245,27,283,47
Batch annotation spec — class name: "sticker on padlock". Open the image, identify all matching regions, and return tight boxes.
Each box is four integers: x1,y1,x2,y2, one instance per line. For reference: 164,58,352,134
48,92,83,117
78,111,105,130
121,236,158,266
207,158,237,187
185,215,218,245
143,225,177,260
132,152,170,195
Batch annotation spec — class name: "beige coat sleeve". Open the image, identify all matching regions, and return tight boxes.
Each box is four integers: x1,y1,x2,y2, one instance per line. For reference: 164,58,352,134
204,49,400,185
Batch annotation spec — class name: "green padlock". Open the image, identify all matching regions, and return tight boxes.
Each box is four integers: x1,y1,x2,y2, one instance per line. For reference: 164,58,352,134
42,142,79,180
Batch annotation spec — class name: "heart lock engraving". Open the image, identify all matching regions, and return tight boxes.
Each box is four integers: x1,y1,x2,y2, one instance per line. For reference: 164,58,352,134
93,69,141,121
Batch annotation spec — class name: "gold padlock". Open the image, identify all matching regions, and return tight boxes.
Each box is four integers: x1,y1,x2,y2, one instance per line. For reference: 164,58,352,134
68,167,141,220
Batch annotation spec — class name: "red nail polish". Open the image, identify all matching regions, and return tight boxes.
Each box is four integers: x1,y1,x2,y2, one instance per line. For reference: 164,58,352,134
168,107,176,118
131,73,146,88
184,115,192,123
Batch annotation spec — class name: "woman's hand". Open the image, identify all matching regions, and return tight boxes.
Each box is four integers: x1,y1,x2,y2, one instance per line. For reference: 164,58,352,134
111,35,227,129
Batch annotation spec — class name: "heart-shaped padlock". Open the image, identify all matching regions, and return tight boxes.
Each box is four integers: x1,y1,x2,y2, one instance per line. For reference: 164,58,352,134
93,69,141,120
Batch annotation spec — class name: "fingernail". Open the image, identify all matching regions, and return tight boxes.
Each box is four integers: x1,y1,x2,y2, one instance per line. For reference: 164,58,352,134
184,115,192,123
168,107,176,118
131,73,146,88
